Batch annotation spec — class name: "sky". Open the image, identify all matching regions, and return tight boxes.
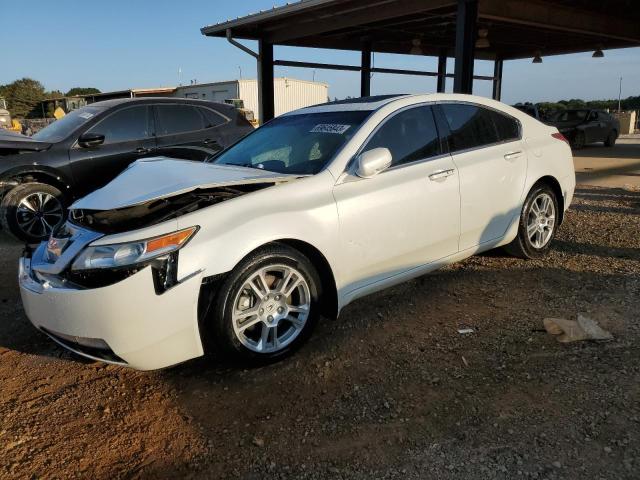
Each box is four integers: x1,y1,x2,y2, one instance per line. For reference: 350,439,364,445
1,0,638,105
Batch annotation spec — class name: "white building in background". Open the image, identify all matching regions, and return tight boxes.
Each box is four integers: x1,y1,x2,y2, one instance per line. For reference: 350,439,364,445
175,78,329,122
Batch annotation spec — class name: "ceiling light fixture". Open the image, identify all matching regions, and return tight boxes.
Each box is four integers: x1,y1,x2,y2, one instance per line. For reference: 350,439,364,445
532,50,543,63
410,38,423,55
475,28,490,49
592,45,604,58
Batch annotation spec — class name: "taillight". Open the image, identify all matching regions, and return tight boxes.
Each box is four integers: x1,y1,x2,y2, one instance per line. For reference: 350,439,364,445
552,132,570,145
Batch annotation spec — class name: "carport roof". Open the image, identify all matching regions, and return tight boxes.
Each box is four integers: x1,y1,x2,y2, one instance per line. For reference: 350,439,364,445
201,0,640,60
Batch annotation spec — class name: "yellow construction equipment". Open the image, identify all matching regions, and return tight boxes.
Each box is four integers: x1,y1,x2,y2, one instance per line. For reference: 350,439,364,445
0,108,22,132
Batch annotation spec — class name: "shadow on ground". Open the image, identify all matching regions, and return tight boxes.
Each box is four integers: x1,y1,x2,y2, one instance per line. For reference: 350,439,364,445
573,142,640,159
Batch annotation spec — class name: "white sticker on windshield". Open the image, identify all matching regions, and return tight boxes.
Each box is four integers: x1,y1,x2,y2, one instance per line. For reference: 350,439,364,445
78,112,94,119
310,124,351,134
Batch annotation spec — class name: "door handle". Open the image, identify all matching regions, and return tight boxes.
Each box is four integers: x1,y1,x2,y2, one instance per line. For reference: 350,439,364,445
504,150,523,161
136,147,151,155
428,169,455,181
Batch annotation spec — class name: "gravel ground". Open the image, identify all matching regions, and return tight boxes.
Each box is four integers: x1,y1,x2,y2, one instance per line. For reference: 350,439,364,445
0,185,638,479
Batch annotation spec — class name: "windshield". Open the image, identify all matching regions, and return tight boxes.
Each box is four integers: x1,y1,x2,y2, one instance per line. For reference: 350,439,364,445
211,111,371,175
32,106,104,142
549,110,588,122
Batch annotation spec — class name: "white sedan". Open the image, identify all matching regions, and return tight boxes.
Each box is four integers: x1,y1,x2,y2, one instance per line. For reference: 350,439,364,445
19,94,575,370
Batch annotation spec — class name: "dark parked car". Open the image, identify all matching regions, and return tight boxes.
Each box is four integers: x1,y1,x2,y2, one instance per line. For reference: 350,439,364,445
512,102,542,121
0,98,254,241
545,109,619,150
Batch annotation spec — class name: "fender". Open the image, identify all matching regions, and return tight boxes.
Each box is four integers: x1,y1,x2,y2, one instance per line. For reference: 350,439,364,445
0,165,74,196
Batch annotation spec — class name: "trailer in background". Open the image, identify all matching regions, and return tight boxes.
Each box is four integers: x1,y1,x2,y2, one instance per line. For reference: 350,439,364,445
175,78,329,124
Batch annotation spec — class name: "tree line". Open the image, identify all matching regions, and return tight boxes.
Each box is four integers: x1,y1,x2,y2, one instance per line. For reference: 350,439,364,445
1,77,639,119
534,97,640,118
0,78,100,118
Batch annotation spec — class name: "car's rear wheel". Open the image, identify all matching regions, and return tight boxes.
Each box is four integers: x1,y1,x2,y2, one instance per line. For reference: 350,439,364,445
604,129,617,147
571,131,585,150
505,184,559,259
208,244,322,363
0,182,66,243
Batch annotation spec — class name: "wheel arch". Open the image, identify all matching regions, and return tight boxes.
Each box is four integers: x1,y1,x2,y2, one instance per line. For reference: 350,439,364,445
198,237,340,339
196,237,339,356
270,238,339,320
532,175,565,224
0,166,72,198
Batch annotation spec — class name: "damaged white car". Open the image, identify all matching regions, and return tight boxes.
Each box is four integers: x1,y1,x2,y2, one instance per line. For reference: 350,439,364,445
19,94,575,370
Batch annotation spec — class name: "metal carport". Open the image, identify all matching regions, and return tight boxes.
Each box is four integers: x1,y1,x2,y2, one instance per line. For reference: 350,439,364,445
201,0,640,123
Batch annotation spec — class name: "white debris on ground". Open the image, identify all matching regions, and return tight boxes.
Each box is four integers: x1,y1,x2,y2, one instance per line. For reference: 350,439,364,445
543,314,614,343
457,327,475,334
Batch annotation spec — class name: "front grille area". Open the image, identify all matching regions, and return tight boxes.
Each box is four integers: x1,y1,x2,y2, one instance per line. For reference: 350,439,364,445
41,328,127,364
61,265,144,289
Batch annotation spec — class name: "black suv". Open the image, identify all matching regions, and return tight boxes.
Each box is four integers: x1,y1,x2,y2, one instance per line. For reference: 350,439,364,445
0,98,254,241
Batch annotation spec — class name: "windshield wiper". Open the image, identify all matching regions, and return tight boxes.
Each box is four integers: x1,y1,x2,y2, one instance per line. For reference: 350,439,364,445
226,162,273,172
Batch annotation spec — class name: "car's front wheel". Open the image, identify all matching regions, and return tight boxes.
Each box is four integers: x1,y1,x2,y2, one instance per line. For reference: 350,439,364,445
505,184,559,259
0,182,66,243
207,244,322,363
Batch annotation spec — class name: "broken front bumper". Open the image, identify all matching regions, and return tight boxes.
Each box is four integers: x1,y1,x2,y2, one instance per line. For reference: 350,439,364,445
19,256,205,370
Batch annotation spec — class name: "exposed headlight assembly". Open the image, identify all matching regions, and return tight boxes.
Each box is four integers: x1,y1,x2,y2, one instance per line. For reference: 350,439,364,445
71,226,198,271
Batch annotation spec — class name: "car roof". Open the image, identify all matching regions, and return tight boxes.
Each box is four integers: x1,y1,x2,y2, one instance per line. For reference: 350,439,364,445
86,97,237,113
286,94,411,114
284,93,526,117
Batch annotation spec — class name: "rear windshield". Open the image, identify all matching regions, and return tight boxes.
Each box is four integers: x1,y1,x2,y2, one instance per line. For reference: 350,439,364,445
211,111,371,175
549,110,588,122
32,106,104,142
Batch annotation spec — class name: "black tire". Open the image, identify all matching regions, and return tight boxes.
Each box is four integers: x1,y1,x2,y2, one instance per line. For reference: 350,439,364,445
504,183,559,259
0,182,67,243
604,129,617,147
206,244,322,364
571,131,585,150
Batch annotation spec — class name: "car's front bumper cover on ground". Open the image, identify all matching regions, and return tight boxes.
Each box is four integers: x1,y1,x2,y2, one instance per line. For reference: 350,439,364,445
19,243,205,370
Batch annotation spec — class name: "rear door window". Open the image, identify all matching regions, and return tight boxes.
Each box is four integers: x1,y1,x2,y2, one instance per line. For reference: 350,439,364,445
490,110,520,142
156,105,206,135
86,106,152,144
198,107,228,128
440,103,499,152
364,105,441,167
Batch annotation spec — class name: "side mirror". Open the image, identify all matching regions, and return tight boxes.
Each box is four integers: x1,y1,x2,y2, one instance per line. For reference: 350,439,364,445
356,147,392,178
78,132,105,148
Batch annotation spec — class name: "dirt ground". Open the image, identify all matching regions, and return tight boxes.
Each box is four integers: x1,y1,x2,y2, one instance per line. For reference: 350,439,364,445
1,184,639,480
573,138,640,189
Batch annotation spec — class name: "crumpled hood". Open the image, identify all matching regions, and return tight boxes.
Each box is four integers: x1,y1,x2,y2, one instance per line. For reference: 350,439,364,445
72,157,298,210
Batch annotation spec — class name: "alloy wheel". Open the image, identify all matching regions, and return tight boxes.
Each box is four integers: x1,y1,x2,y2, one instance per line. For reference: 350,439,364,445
16,192,64,238
231,264,311,354
526,192,556,249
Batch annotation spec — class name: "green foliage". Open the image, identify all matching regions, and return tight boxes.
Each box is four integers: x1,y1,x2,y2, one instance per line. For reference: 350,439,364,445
537,102,566,118
536,95,640,117
66,87,101,97
0,78,47,118
0,79,101,119
558,98,587,109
